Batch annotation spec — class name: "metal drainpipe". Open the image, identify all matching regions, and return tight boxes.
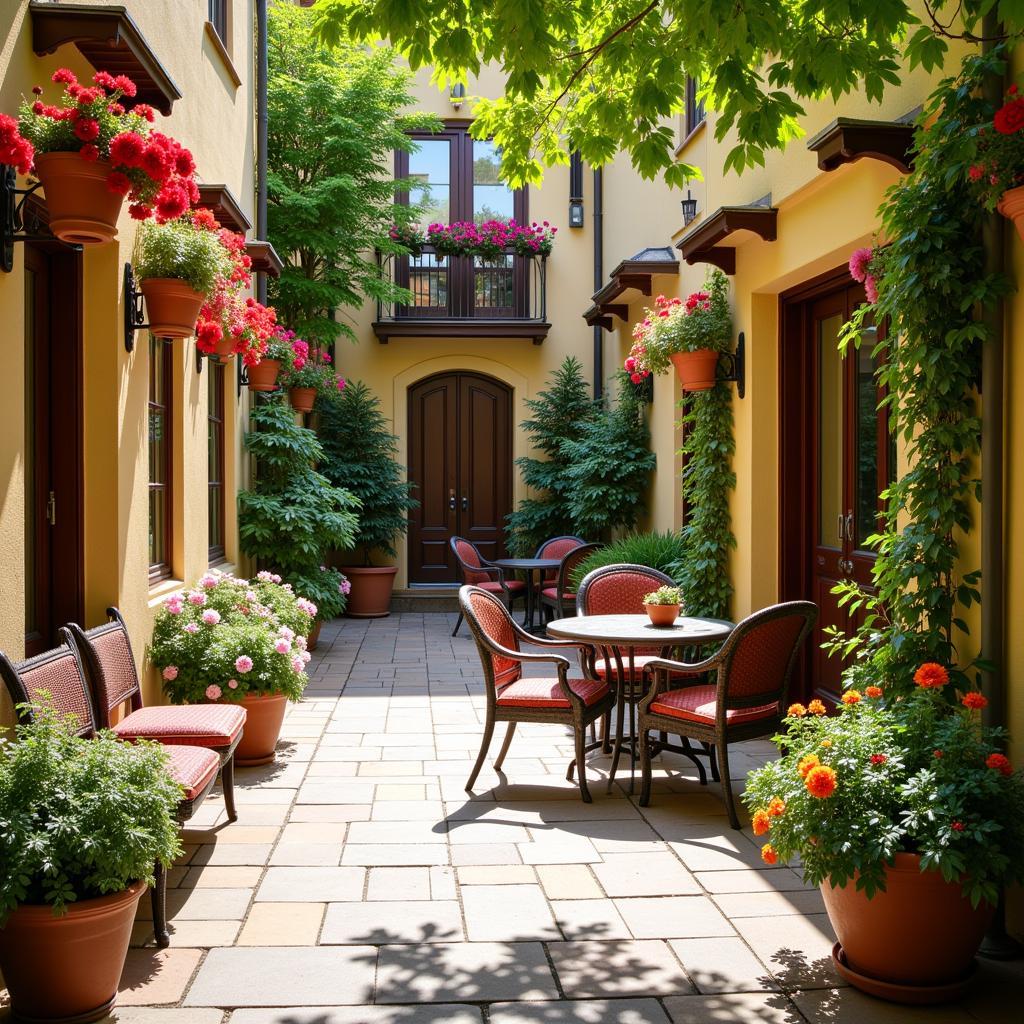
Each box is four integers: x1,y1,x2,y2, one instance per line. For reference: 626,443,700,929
978,12,1021,961
255,0,269,305
593,167,604,400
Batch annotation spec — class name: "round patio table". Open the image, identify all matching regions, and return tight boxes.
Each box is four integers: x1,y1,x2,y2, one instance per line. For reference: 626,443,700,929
489,557,562,632
546,614,734,792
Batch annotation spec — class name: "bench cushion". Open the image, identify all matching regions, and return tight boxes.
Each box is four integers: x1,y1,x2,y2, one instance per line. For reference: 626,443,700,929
113,703,246,748
649,684,778,726
497,677,609,710
164,744,219,802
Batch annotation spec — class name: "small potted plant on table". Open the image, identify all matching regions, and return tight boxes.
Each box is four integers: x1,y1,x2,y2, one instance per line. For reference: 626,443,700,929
319,380,419,617
0,704,182,1023
744,666,1024,1004
642,585,682,626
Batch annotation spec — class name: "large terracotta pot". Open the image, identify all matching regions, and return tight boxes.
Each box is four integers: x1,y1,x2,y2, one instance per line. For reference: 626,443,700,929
997,184,1024,242
340,565,398,618
34,152,124,245
246,358,281,392
644,602,679,627
821,852,994,1004
234,692,288,766
0,881,145,1023
669,348,720,391
206,334,235,363
140,278,205,338
306,618,323,652
289,386,317,413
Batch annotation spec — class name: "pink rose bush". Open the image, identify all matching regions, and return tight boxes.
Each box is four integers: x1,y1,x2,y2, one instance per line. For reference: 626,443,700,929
150,569,317,705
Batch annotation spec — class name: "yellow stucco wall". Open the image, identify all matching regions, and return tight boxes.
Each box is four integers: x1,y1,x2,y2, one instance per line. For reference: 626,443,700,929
0,0,256,725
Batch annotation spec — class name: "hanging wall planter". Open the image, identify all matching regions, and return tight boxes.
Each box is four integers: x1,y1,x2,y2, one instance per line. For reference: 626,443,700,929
246,358,281,392
289,386,317,413
997,184,1024,242
34,153,124,245
669,348,720,391
139,278,205,338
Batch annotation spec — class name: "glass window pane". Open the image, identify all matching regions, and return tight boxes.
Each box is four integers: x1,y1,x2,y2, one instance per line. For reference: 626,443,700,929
409,139,450,225
817,313,844,549
473,140,513,222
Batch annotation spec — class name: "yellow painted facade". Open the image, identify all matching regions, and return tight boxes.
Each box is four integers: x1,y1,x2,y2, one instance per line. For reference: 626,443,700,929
0,0,257,725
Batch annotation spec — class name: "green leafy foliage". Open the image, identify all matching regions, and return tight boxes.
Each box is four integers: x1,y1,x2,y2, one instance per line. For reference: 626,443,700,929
643,585,682,606
507,356,597,555
238,397,359,621
571,530,686,589
561,372,657,539
0,703,182,922
135,217,231,296
267,0,440,345
830,50,1011,696
744,683,1024,908
311,0,1024,187
318,380,419,563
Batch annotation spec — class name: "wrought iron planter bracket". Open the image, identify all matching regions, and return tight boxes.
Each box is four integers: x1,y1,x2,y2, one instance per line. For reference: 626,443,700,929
123,261,150,352
718,332,745,398
1,166,82,272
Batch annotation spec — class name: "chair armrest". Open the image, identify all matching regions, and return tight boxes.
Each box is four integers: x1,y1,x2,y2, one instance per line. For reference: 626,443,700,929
640,652,724,712
481,632,572,673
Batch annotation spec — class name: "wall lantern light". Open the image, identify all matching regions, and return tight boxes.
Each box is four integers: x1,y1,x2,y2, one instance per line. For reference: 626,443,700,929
680,190,698,226
568,199,585,228
449,83,466,110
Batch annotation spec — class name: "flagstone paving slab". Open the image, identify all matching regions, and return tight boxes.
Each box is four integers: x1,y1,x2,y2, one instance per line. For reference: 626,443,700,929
488,999,672,1024
255,866,364,902
228,1007,484,1024
321,900,464,943
662,992,803,1024
547,939,695,998
237,902,325,945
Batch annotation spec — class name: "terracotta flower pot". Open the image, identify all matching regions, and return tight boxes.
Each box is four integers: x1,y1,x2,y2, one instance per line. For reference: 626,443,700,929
289,386,317,413
669,348,720,391
644,602,680,626
234,692,288,766
997,183,1024,242
340,565,398,618
0,881,145,1023
140,278,205,339
207,333,236,363
246,358,281,392
821,852,994,1004
306,618,323,651
34,152,124,245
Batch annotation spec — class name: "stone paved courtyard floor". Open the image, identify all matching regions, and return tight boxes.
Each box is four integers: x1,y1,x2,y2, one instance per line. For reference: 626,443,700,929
4,612,1022,1023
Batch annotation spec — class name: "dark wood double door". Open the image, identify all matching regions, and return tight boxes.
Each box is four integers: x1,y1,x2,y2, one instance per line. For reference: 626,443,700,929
780,272,891,702
23,242,84,656
408,372,512,585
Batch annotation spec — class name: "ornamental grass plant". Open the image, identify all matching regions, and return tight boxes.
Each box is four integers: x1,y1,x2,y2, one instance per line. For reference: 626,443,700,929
0,702,182,921
744,664,1024,908
571,531,686,589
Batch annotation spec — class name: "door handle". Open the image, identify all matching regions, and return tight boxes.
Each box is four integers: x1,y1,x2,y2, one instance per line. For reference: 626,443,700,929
837,513,844,546
46,490,56,526
845,511,854,542
448,489,456,511
461,494,469,511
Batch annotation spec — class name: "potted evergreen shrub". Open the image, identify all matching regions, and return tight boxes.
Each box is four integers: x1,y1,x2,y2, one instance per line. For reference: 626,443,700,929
0,703,182,1022
239,397,359,644
135,213,230,338
745,667,1024,1004
319,381,418,617
150,569,314,765
8,68,197,244
625,269,733,391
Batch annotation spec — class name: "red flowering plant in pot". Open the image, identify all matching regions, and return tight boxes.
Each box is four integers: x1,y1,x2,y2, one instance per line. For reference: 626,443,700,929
967,81,1024,240
276,332,347,412
8,68,197,244
744,666,1024,1004
625,268,732,391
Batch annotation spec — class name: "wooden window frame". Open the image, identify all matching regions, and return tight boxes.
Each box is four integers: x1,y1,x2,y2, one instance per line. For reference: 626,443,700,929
208,0,229,46
208,360,226,564
684,76,706,140
148,336,174,583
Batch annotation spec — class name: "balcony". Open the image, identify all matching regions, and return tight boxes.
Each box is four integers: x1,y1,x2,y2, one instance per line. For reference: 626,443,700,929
373,248,550,344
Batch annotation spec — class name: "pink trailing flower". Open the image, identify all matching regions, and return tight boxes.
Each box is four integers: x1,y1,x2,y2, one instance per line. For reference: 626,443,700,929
202,609,221,625
227,679,239,689
339,578,352,595
235,655,253,674
199,573,220,589
184,623,200,634
205,684,222,701
848,247,873,283
291,656,305,674
278,625,295,641
296,597,318,617
245,590,258,602
165,593,184,615
188,592,207,607
275,638,292,655
162,665,179,681
864,274,879,304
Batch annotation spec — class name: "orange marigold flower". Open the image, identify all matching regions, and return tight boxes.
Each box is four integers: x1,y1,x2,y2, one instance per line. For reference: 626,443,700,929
761,844,779,865
767,797,786,817
865,686,883,698
805,764,838,798
962,692,988,711
752,810,771,836
808,699,827,716
914,663,949,689
787,703,807,717
798,754,820,778
986,753,1013,777
841,690,862,705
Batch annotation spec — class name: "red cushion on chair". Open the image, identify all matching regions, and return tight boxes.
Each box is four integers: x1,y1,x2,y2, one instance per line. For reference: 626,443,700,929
541,586,575,602
593,654,663,679
649,684,778,725
164,744,219,802
497,676,609,709
113,704,246,748
479,580,527,595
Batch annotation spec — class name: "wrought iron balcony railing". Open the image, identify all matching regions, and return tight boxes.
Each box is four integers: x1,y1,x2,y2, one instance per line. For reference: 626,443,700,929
373,248,550,343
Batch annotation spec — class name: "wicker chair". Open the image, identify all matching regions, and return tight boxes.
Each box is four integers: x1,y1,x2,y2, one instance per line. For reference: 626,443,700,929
638,600,817,828
460,585,615,802
539,542,601,622
0,637,222,948
449,536,527,637
64,608,245,825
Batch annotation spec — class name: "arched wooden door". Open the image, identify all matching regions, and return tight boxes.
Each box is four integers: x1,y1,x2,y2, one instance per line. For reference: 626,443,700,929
407,372,513,585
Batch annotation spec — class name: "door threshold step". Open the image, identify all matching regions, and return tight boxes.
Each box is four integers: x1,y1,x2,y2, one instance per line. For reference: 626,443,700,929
391,588,460,613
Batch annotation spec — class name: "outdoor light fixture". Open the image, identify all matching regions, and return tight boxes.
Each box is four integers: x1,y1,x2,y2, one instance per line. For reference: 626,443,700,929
681,190,698,226
449,83,466,110
568,199,585,228
568,150,584,228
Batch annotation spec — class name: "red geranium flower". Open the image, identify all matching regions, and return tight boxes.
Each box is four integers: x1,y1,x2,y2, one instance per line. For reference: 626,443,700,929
113,74,138,98
72,118,100,142
79,144,99,162
155,183,189,222
106,171,132,196
870,754,887,765
52,68,77,85
994,98,1024,134
986,753,1013,777
129,203,153,221
109,131,146,167
951,821,965,832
